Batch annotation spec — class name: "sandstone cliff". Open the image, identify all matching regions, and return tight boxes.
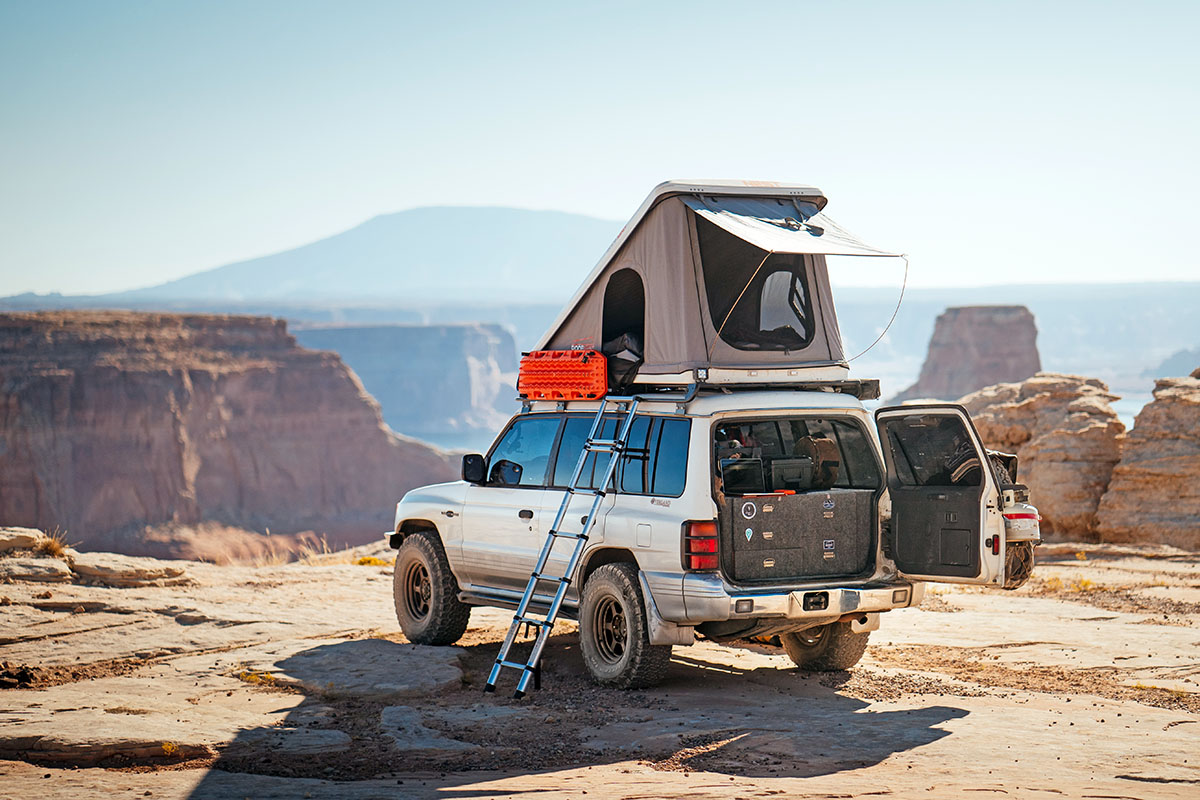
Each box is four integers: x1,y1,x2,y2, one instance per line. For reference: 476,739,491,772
0,312,456,560
958,373,1125,539
294,324,518,450
1096,368,1200,550
891,306,1041,403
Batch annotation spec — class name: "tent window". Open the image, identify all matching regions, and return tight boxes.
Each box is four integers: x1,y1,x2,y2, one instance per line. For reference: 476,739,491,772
696,215,814,351
602,268,645,347
759,270,811,342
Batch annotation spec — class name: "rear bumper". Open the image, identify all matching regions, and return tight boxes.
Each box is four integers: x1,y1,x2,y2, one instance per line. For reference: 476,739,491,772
644,570,924,625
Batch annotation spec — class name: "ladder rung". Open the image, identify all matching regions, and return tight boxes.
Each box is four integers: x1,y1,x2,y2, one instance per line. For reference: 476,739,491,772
567,486,605,496
528,573,570,585
513,615,551,626
550,531,587,541
495,659,533,670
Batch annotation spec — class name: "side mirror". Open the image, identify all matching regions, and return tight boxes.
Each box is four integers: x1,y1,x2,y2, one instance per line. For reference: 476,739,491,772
462,453,486,484
489,459,523,487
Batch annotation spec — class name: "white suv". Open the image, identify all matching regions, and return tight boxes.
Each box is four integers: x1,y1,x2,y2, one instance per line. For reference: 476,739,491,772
388,385,1040,689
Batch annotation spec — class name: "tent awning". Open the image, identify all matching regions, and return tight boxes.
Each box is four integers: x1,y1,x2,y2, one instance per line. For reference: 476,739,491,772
682,196,899,257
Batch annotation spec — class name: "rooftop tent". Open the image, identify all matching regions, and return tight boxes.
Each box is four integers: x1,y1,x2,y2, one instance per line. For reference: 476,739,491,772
537,181,900,382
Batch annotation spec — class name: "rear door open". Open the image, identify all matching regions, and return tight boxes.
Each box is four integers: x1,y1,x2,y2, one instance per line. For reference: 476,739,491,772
874,405,1006,586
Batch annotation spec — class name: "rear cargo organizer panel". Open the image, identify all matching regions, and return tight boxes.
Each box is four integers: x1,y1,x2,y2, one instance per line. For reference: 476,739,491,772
723,489,873,581
518,349,608,400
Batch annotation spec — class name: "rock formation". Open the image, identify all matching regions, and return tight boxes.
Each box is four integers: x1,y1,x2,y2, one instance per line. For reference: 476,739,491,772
891,306,1041,403
1096,368,1200,550
0,312,455,560
294,324,518,450
958,373,1125,539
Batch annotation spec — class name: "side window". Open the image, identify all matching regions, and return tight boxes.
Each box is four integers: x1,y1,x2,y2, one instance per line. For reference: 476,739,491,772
880,414,982,488
552,417,607,489
647,417,690,496
488,416,561,487
616,416,653,494
551,415,690,497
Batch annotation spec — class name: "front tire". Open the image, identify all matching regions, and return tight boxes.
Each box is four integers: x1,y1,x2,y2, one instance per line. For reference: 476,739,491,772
393,532,471,645
579,563,671,689
781,621,869,671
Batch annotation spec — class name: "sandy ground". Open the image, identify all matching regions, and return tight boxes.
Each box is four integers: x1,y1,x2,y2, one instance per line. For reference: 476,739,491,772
1,541,1198,799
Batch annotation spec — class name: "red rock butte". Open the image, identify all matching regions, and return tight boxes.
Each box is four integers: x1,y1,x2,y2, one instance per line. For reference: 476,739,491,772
891,305,1041,403
0,311,455,561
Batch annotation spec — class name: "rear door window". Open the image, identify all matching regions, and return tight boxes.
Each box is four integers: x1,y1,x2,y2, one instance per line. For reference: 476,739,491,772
715,416,881,494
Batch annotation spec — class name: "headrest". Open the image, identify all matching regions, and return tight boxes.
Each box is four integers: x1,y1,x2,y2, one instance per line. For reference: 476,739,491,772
794,435,840,490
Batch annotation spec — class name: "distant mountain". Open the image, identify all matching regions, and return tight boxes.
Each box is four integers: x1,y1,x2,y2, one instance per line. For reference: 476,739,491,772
114,206,622,304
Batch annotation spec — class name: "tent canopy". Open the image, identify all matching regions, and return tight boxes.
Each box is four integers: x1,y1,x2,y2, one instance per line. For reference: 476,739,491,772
681,196,898,258
537,181,900,379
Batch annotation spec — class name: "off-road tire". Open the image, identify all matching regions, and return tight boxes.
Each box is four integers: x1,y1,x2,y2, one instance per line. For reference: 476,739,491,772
393,532,471,646
1003,541,1036,590
781,621,870,671
579,563,672,689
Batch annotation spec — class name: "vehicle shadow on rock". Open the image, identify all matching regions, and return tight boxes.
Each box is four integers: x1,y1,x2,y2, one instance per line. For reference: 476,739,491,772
184,632,970,796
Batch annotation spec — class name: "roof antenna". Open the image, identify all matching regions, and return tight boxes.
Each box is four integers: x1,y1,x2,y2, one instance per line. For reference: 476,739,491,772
846,255,909,363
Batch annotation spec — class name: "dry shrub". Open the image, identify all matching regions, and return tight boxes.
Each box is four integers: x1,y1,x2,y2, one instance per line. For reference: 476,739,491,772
34,528,71,559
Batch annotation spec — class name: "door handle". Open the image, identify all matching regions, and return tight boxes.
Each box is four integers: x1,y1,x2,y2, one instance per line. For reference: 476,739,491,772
518,509,534,520
442,510,456,518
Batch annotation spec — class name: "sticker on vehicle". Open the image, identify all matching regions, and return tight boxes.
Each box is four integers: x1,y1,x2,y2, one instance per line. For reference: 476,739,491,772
741,501,757,520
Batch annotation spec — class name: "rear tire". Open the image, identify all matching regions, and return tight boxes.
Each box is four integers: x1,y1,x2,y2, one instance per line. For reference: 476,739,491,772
1003,541,1036,590
579,563,671,689
781,621,869,671
393,532,471,645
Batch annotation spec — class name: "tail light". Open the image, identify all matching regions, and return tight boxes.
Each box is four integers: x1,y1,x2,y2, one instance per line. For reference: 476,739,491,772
683,520,719,571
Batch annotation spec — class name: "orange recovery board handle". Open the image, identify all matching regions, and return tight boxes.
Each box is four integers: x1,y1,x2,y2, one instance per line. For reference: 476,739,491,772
517,350,609,401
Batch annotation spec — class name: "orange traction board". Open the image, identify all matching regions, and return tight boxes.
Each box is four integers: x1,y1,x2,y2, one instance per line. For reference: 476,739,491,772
518,350,608,400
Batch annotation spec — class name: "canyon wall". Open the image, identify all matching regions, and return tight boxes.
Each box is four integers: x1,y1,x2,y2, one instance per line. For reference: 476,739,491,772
0,312,456,560
958,373,1125,539
891,306,1041,403
1096,368,1200,550
294,324,518,451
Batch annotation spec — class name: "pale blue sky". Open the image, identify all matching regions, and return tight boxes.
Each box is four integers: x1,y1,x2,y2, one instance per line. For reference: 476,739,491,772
1,0,1197,295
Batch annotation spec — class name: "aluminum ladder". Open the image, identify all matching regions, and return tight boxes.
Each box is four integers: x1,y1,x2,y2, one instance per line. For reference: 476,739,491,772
485,395,640,698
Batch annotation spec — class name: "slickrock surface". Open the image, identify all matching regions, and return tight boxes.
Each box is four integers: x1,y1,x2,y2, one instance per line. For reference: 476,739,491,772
0,312,456,561
1097,367,1200,549
68,552,189,587
1,538,1197,799
294,324,519,448
0,528,44,553
959,373,1126,538
891,305,1041,403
